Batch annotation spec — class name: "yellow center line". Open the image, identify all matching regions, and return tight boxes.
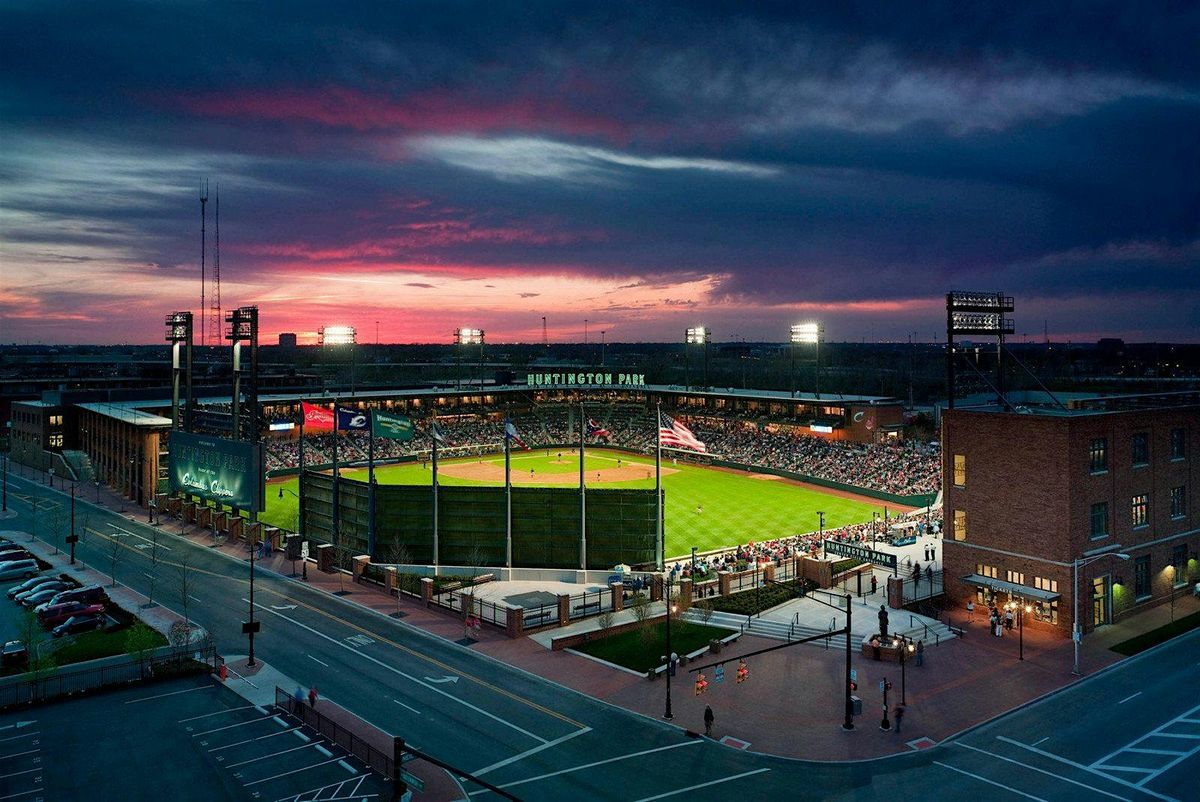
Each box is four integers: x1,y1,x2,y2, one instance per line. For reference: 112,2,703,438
82,526,584,730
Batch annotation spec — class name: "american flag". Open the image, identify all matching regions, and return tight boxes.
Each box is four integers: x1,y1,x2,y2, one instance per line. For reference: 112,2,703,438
586,418,610,439
658,413,706,453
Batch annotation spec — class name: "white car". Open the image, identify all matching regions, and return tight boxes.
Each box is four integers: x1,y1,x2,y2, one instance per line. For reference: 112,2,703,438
0,560,40,581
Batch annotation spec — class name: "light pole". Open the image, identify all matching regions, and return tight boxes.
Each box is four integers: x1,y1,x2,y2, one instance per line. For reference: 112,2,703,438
663,579,677,720
2,452,7,512
873,511,880,548
1073,551,1130,675
894,637,914,703
67,483,78,565
49,467,55,489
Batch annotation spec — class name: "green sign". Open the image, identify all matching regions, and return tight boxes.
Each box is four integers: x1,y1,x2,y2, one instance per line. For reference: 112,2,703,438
525,370,645,388
168,431,263,512
371,410,415,441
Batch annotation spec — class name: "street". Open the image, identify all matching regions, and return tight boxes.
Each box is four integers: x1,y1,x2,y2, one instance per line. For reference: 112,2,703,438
3,471,1198,801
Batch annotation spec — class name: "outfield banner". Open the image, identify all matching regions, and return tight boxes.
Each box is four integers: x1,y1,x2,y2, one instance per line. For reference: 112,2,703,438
168,431,263,512
301,402,334,431
824,539,897,570
336,407,369,430
371,410,415,441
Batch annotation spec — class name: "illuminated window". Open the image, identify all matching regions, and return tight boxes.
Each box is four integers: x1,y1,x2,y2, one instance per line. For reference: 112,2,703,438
1170,486,1186,518
1170,428,1186,460
975,563,998,579
1033,576,1058,593
1089,438,1107,473
953,454,966,487
954,510,967,541
1131,495,1149,528
1131,433,1149,466
1005,570,1025,585
1033,599,1059,624
49,434,63,448
1090,502,1109,539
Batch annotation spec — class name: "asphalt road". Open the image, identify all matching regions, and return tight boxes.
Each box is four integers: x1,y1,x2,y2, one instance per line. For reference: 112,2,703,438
4,472,1198,801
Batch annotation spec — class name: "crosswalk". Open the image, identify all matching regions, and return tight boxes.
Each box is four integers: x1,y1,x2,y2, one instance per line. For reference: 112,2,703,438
1089,702,1200,790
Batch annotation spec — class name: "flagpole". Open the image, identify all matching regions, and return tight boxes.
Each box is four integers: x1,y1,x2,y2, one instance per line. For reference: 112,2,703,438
332,401,340,548
579,401,587,570
655,401,663,570
505,411,512,572
368,410,376,558
431,417,439,570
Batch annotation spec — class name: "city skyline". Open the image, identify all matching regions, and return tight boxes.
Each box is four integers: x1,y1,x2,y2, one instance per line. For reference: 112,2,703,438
2,2,1198,345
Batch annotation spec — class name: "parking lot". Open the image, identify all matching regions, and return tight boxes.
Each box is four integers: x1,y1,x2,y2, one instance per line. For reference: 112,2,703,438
0,673,390,801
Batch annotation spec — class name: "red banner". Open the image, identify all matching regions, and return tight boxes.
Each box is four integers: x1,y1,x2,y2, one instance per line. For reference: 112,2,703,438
301,402,335,431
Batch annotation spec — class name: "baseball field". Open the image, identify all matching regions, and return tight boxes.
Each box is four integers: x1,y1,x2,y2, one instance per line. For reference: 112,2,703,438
260,448,896,558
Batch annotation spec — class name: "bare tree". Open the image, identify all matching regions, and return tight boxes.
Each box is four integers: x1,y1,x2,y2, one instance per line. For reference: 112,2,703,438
125,623,160,679
695,597,715,627
386,537,413,616
50,502,67,555
144,527,163,608
465,542,489,582
20,610,54,699
172,552,195,646
333,545,351,595
597,610,616,635
106,531,123,588
628,592,651,643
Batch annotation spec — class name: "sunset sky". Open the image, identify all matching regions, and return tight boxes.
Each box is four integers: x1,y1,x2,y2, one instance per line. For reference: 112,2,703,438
2,2,1197,345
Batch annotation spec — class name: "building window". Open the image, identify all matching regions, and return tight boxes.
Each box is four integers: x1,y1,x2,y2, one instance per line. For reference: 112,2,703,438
1134,555,1151,600
1089,437,1107,473
1033,576,1059,593
1171,428,1186,460
48,434,63,448
954,510,967,541
975,563,998,579
1170,486,1186,519
953,454,966,487
1005,569,1025,585
1131,432,1149,466
1131,494,1149,529
1090,502,1109,539
1033,599,1059,624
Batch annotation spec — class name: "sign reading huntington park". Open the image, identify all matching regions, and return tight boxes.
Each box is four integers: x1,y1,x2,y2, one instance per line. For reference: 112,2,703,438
168,431,264,512
525,370,645,388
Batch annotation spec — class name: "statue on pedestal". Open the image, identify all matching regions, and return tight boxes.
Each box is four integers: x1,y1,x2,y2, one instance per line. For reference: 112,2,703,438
878,604,889,640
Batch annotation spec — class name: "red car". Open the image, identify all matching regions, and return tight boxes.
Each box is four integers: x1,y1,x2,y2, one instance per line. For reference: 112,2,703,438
37,601,105,629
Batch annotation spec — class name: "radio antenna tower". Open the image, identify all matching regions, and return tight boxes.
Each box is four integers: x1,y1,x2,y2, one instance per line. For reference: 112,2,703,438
209,185,222,347
199,179,209,346
542,316,548,348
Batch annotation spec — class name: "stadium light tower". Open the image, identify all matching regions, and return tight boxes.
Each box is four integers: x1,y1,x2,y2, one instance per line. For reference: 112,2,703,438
165,311,194,432
318,325,357,394
685,326,710,391
789,322,822,398
454,328,485,392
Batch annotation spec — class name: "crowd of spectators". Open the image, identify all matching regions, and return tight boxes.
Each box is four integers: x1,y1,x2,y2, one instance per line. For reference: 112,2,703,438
261,405,940,496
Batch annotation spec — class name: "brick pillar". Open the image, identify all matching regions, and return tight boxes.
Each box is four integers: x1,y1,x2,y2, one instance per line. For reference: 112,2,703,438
650,574,664,602
420,577,434,606
352,555,370,582
610,582,624,612
763,564,776,583
506,605,524,638
886,576,904,610
385,566,397,596
718,571,732,597
557,594,570,626
679,578,693,607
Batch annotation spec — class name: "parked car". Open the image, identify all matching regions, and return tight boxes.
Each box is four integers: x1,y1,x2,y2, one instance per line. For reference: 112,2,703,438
15,581,71,605
38,602,105,629
7,575,61,599
42,585,106,609
1,641,29,670
0,546,32,561
0,560,40,581
52,614,107,638
20,585,74,608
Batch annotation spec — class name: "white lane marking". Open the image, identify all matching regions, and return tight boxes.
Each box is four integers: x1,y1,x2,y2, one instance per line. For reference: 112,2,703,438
0,733,39,744
424,675,458,684
191,718,270,738
468,740,701,794
126,684,215,704
958,742,1128,801
243,757,344,787
307,655,329,667
108,524,171,550
337,759,357,774
314,745,333,758
1124,747,1189,756
270,604,297,611
225,741,317,769
933,761,1048,801
1118,691,1143,705
0,723,34,733
0,768,40,781
996,736,1177,802
1133,740,1200,788
178,704,256,723
250,600,551,745
1097,765,1155,774
473,726,592,777
0,749,39,761
1089,701,1200,791
0,789,45,801
189,595,202,602
392,699,423,716
208,728,300,753
1031,737,1049,747
633,768,771,801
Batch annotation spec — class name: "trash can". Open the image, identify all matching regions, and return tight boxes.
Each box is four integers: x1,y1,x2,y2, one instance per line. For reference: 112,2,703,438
851,696,862,716
709,638,723,655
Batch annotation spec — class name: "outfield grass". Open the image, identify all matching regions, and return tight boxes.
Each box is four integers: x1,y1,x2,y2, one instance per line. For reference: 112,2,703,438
260,448,889,556
574,620,736,673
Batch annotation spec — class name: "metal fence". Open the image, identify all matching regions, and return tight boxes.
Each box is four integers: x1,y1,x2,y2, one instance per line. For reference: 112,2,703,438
273,687,395,779
901,569,945,603
521,601,559,630
469,597,509,627
0,643,219,711
568,589,607,620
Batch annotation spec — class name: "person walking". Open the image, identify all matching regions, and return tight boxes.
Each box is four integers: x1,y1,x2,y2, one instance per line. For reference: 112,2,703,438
916,639,924,667
703,704,715,737
308,686,318,709
966,600,975,622
894,704,905,734
871,574,878,595
293,685,305,712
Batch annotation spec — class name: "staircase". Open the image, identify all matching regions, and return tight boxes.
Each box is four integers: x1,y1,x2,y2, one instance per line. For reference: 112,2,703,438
684,609,839,645
62,450,95,482
898,617,958,646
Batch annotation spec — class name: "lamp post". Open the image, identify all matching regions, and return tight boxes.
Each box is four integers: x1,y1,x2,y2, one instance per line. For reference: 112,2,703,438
2,452,7,513
67,482,78,565
663,579,677,720
49,467,55,489
894,637,914,704
1073,551,1130,675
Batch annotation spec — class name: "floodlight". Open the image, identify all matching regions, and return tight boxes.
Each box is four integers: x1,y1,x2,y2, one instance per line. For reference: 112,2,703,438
790,322,821,344
318,325,357,345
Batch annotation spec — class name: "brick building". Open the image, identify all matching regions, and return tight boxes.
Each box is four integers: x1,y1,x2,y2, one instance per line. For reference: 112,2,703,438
942,393,1199,638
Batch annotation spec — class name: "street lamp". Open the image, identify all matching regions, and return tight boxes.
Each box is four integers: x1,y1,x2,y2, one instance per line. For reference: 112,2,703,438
893,637,914,704
790,322,821,398
663,579,677,720
1073,550,1130,675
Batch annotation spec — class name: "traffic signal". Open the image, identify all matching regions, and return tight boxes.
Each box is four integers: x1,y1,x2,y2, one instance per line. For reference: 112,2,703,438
694,673,708,695
736,661,749,684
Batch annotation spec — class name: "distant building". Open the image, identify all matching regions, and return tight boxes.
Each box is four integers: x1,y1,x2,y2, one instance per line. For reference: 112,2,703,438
942,392,1199,638
278,333,298,348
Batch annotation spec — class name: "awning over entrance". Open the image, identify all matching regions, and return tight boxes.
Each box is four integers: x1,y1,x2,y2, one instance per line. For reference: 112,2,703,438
959,574,1061,602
